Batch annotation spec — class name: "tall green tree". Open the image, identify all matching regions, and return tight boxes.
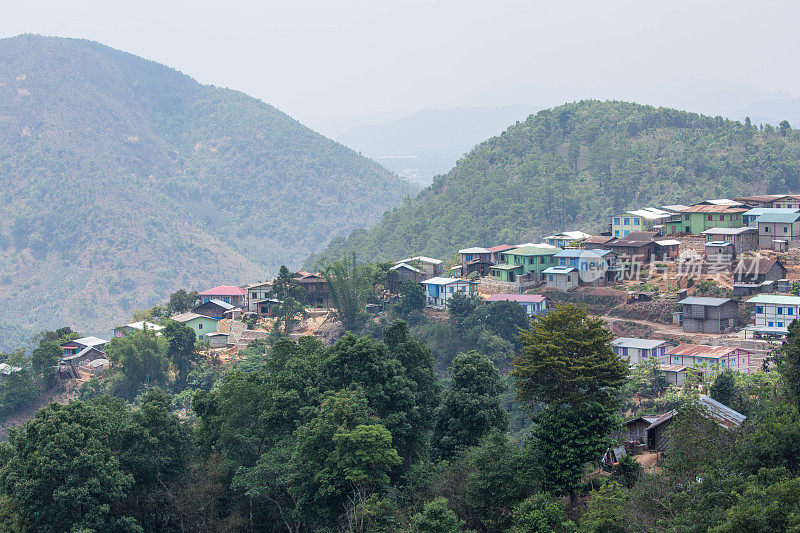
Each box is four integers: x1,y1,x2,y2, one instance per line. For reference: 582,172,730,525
410,497,470,533
0,402,137,532
432,350,508,459
514,304,627,498
162,321,198,387
397,279,427,315
321,254,376,332
30,340,60,383
166,289,198,314
105,329,169,400
777,320,800,406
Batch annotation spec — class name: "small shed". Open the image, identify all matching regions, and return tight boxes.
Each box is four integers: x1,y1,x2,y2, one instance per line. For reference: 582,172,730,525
646,395,746,452
625,415,658,443
543,266,578,291
205,332,230,349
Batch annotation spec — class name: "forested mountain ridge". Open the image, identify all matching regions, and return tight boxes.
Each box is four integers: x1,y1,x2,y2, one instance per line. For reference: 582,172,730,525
313,100,800,265
0,34,411,346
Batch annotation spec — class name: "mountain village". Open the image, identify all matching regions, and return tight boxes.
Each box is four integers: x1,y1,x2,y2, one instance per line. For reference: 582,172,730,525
21,193,800,460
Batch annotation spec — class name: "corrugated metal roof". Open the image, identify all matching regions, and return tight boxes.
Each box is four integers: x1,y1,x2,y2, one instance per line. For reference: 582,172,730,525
701,226,757,235
421,277,474,285
677,296,732,306
71,336,108,347
458,247,490,254
396,256,443,265
487,244,516,252
170,312,215,323
391,262,423,273
123,321,165,331
742,207,800,217
655,239,682,246
608,231,659,247
206,299,236,310
659,364,688,372
507,245,562,256
667,343,741,359
747,294,800,305
679,204,748,213
485,294,546,303
543,266,576,274
200,285,247,296
611,337,674,350
645,395,746,432
757,212,800,223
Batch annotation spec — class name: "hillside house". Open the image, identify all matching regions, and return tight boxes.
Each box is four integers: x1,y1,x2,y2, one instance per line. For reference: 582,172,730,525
757,212,800,249
114,321,164,337
486,244,516,264
654,239,682,260
421,277,477,308
703,241,736,263
665,205,747,235
388,262,424,293
544,231,592,248
701,226,758,254
59,346,107,379
170,312,219,340
605,231,659,262
60,336,108,356
610,208,674,237
733,258,786,284
610,337,676,366
490,245,562,282
246,282,273,314
741,207,800,228
205,332,230,349
660,364,688,387
199,285,247,307
662,343,750,377
625,415,659,443
583,235,614,250
643,395,745,451
484,294,547,316
745,294,800,338
458,247,493,277
734,194,800,209
193,299,235,319
294,272,330,306
554,249,617,283
395,256,443,278
543,266,578,291
677,297,738,334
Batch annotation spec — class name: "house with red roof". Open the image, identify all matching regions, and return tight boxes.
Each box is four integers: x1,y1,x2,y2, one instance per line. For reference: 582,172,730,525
199,285,247,307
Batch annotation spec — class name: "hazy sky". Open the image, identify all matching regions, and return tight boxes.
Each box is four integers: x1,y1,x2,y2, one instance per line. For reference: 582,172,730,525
2,0,799,135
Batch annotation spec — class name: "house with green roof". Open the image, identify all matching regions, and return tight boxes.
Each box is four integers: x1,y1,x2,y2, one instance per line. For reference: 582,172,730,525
757,212,800,249
489,244,562,282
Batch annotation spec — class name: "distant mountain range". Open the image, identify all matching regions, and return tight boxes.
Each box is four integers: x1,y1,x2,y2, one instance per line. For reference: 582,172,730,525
314,100,800,266
0,34,412,348
336,105,539,184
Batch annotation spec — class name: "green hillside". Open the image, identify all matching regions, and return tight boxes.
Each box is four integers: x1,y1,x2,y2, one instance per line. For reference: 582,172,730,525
0,35,411,346
313,100,800,264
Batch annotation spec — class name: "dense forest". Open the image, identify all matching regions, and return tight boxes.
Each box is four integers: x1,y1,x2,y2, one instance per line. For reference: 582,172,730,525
312,100,800,265
0,35,412,349
2,293,800,532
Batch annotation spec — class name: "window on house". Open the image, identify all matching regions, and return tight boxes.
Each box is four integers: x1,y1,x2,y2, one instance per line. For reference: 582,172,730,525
251,292,257,298
707,215,713,221
768,321,774,327
614,230,620,237
674,356,680,364
778,307,784,315
785,226,789,233
766,226,770,233
198,323,203,329
660,347,665,356
567,275,571,282
720,215,725,221
549,275,554,281
684,214,690,220
614,218,620,225
790,308,795,316
634,218,640,225
756,306,764,314
624,230,630,236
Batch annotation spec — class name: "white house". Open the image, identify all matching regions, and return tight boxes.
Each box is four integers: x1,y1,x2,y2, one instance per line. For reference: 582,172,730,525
484,294,547,317
395,256,443,278
246,281,274,314
745,294,800,338
610,338,676,366
421,277,477,308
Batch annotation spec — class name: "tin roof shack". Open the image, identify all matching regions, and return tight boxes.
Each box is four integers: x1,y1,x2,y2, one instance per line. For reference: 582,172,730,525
486,245,517,265
484,294,547,317
60,336,108,356
60,346,107,379
388,262,423,294
645,395,746,451
205,332,230,349
583,235,615,250
610,337,676,366
733,258,787,285
677,297,739,334
663,343,750,378
625,415,659,444
543,266,579,291
606,231,659,262
701,226,759,254
544,231,593,248
757,212,800,250
703,241,736,265
193,299,235,319
660,364,688,387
